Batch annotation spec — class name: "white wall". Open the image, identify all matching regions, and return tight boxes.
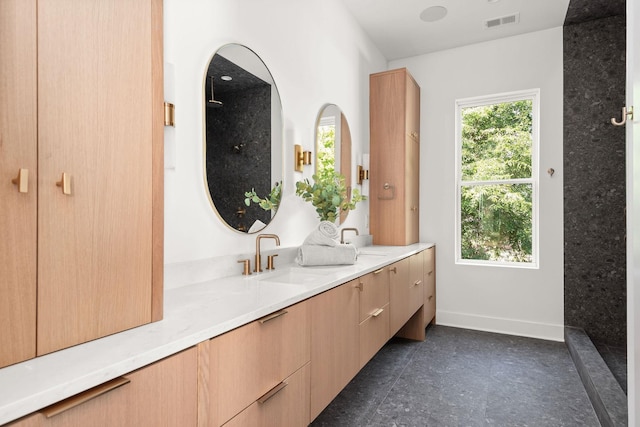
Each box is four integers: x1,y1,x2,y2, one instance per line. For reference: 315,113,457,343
391,28,565,341
163,0,386,264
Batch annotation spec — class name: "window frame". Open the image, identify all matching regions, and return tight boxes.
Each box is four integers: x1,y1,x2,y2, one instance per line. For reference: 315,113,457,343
454,89,540,268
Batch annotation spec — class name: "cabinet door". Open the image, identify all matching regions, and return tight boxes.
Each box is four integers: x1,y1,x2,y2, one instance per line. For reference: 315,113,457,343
8,347,198,427
0,0,38,368
359,303,390,368
223,364,310,427
405,73,420,244
205,301,310,426
310,280,360,421
36,0,164,355
423,247,436,326
389,259,410,335
358,268,390,322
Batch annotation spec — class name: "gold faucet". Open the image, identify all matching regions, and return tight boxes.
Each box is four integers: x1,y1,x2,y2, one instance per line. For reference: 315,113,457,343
255,234,280,272
340,227,359,244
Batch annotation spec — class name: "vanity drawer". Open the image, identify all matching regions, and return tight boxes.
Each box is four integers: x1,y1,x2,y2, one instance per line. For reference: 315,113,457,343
222,363,310,427
205,300,310,426
423,247,436,326
358,268,390,323
359,303,390,368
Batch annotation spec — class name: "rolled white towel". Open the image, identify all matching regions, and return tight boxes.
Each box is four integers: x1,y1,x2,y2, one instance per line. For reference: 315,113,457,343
296,244,357,266
303,221,339,247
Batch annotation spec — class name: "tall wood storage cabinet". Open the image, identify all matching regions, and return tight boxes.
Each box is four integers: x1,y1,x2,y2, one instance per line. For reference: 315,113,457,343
369,68,420,246
0,0,164,368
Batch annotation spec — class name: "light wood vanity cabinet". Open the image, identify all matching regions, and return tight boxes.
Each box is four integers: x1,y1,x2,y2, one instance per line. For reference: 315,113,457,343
310,279,360,421
0,0,164,367
7,347,198,427
198,301,310,427
369,68,421,246
423,247,436,327
357,268,391,368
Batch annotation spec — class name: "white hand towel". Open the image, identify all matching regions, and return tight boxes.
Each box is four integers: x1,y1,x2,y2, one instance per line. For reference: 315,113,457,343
296,244,358,266
303,221,339,247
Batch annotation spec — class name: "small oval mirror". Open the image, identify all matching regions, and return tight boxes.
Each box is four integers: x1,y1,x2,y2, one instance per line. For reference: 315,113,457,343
204,44,283,233
315,104,352,224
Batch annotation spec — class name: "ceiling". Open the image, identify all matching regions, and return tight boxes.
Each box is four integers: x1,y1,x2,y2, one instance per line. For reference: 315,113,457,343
341,0,573,60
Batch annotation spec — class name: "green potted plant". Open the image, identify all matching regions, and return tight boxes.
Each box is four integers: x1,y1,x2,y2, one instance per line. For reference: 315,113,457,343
295,171,366,222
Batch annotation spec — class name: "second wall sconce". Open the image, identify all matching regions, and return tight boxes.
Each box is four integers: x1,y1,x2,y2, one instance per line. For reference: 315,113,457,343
294,144,312,172
357,165,369,185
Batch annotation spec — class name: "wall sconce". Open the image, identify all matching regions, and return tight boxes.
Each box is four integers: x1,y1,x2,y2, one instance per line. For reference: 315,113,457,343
163,102,175,127
294,144,312,172
357,165,369,185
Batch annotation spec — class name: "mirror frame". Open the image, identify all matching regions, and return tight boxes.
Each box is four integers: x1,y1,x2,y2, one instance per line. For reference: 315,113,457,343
314,103,352,224
202,44,284,234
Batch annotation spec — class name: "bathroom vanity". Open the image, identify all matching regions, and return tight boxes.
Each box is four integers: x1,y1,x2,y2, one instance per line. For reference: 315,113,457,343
0,244,435,426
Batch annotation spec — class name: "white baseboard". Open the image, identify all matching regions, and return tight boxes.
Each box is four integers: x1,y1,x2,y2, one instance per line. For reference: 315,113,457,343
435,310,565,342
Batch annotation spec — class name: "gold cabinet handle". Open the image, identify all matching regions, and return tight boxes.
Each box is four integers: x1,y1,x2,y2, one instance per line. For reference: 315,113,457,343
41,377,130,418
371,308,384,317
427,270,433,276
389,267,397,274
257,381,288,404
258,309,287,324
428,295,434,301
414,280,422,286
11,168,29,193
56,172,71,195
355,282,364,291
373,268,385,275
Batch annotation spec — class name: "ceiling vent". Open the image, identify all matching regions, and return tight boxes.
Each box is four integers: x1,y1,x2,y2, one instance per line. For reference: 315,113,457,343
485,12,520,29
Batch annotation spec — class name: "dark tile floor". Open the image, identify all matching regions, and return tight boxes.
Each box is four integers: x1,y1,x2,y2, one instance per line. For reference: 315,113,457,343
311,325,600,426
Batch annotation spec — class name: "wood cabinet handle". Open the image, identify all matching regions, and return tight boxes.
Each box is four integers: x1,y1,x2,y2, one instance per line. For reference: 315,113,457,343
371,308,384,317
56,172,72,195
258,309,288,324
414,280,422,286
373,268,385,275
257,381,288,404
41,377,130,418
11,168,29,193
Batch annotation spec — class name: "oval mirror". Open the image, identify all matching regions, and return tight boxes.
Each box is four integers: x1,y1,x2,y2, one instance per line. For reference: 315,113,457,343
315,104,352,224
204,44,283,233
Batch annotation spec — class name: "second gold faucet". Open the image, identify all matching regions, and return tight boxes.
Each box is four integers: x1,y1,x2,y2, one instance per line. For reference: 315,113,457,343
255,234,280,273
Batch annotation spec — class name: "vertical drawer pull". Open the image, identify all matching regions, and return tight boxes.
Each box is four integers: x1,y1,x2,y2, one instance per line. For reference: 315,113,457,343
355,282,364,291
257,381,288,404
373,268,385,275
11,168,29,193
258,309,288,324
371,308,384,317
56,172,72,195
41,377,130,418
414,280,422,286
389,267,397,274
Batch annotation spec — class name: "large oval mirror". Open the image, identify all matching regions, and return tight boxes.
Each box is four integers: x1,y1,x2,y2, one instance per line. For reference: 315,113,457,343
204,44,283,233
315,104,352,224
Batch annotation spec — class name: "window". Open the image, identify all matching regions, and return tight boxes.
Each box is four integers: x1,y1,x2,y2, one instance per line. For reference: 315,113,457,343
455,90,539,267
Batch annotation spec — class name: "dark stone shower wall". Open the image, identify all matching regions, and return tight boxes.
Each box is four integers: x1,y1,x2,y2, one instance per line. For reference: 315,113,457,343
206,84,272,232
564,15,626,347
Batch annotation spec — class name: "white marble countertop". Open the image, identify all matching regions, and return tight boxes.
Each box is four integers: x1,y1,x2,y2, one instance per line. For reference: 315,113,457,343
0,243,433,425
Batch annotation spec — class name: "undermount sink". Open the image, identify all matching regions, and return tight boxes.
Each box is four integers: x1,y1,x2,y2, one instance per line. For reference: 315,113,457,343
357,247,391,256
254,268,325,286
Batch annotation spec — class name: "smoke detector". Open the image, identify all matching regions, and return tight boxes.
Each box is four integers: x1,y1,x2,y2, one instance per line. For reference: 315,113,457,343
485,12,520,29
